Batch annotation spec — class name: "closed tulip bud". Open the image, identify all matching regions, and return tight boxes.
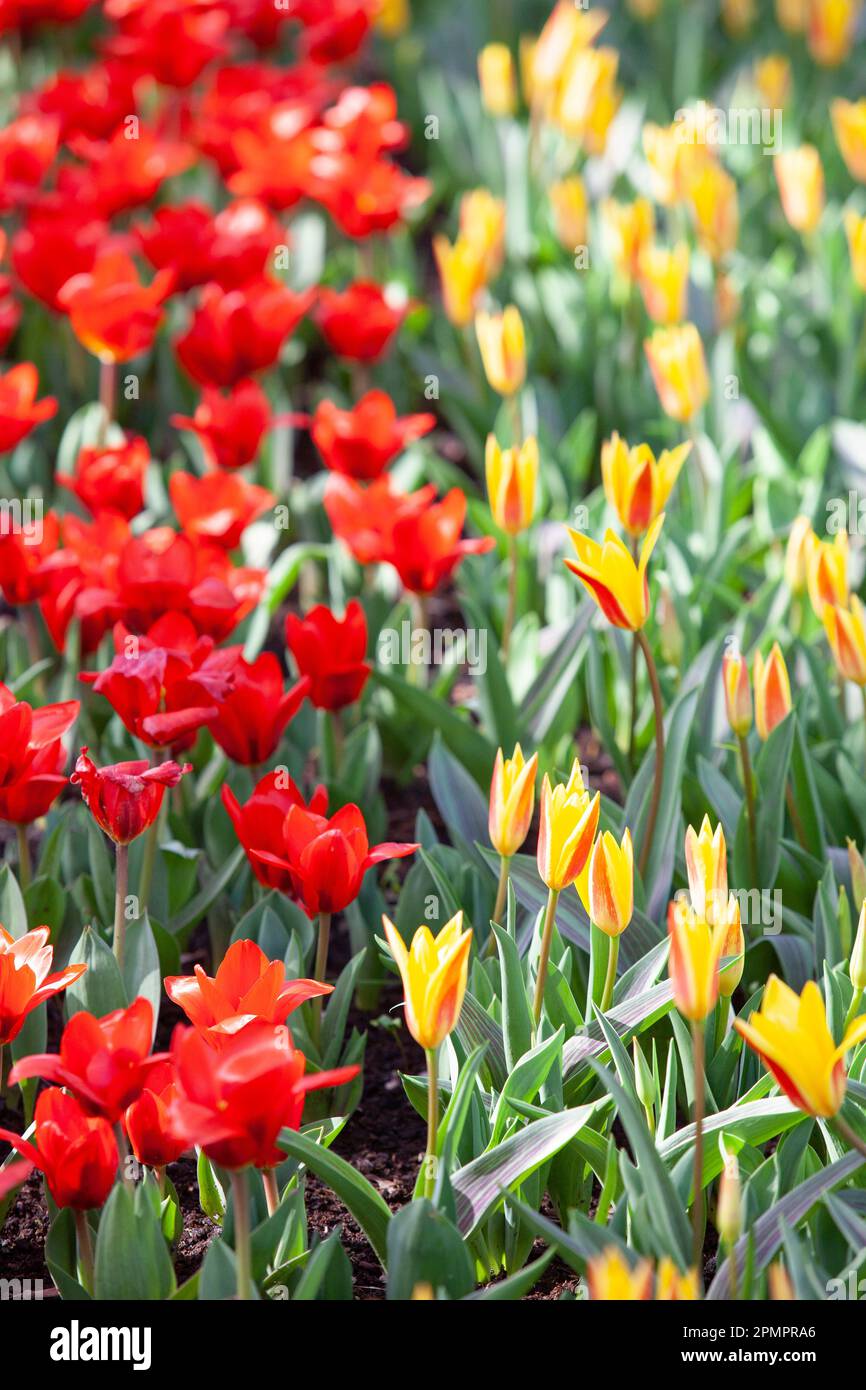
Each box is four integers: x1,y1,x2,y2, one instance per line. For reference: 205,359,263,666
549,175,588,252
833,100,866,182
768,1261,795,1300
734,975,866,1116
565,513,665,631
685,161,739,263
433,235,488,327
775,146,824,234
518,36,537,106
645,323,710,423
722,647,752,737
755,55,791,109
488,743,538,858
601,197,655,282
478,43,517,117
383,912,473,1052
823,598,866,686
580,829,634,937
784,515,814,594
716,1152,742,1246
806,529,848,616
851,901,866,992
485,434,538,534
537,761,600,892
717,896,745,999
722,0,755,32
459,189,506,279
601,432,689,536
656,1258,700,1300
848,837,866,910
776,0,808,30
844,211,866,292
753,643,792,741
808,0,860,65
588,1248,653,1301
638,241,690,324
411,1282,435,1300
684,815,728,922
668,897,729,1022
475,306,526,397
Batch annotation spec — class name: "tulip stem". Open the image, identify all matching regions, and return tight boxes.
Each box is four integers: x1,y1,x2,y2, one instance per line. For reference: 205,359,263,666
691,1020,706,1285
714,995,730,1054
628,538,639,770
492,855,509,930
833,1114,866,1164
501,534,518,660
262,1168,280,1218
15,824,31,893
532,887,560,1029
424,1048,439,1199
310,911,331,1047
599,935,619,1014
98,360,115,443
231,1169,252,1300
737,734,758,886
635,630,665,881
113,842,129,971
137,750,168,917
74,1210,95,1295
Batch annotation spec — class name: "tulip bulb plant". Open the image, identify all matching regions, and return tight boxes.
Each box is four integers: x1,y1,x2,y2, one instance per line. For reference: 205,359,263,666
4,0,866,1313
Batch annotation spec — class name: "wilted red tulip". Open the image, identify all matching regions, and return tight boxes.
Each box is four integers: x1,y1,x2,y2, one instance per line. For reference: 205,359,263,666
207,650,310,766
0,684,79,824
59,250,174,364
324,474,436,566
137,199,282,292
176,278,313,387
169,470,275,549
315,281,406,361
0,926,85,1045
285,599,370,711
171,379,272,470
165,938,331,1048
64,125,194,219
10,996,166,1122
169,1022,359,1170
0,1088,117,1210
388,487,495,594
124,1060,187,1169
56,434,150,520
11,205,109,312
71,748,192,845
311,390,435,480
0,363,57,452
252,801,418,918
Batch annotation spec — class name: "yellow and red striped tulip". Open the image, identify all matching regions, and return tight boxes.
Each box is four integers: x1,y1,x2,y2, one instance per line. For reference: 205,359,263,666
667,897,730,1022
382,912,473,1051
722,647,753,737
784,515,814,595
753,643,792,740
537,761,600,892
734,975,866,1116
588,1248,653,1301
823,598,866,686
656,1258,700,1301
478,43,517,117
485,434,538,534
776,0,808,29
844,211,866,292
775,146,824,234
806,529,848,617
475,306,526,397
754,55,791,109
601,197,655,283
549,176,588,252
807,0,861,65
576,828,634,937
433,235,488,327
645,323,710,423
459,189,506,279
488,743,538,859
638,242,690,325
564,513,665,631
553,46,621,155
685,161,739,263
832,98,866,181
684,815,728,922
601,434,689,537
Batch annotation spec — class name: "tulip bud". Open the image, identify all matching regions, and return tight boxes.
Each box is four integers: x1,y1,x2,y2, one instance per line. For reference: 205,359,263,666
411,1282,435,1300
587,1248,653,1301
536,760,600,892
808,0,859,65
374,0,409,37
848,838,866,911
716,1151,742,1246
775,146,825,235
832,99,866,183
668,896,729,1022
844,210,866,293
776,0,807,31
382,912,473,1052
478,43,517,117
753,643,792,741
628,0,662,15
722,647,752,737
851,901,866,993
768,1261,795,1300
485,434,538,534
722,0,755,33
645,323,710,423
584,829,634,938
459,189,506,279
638,241,690,325
488,743,538,859
685,161,739,263
518,36,537,106
600,432,689,538
433,235,487,328
655,1258,700,1300
475,306,526,397
632,1038,655,1116
601,197,655,282
755,54,791,109
824,598,866,687
806,530,848,618
684,815,728,921
553,47,621,156
718,898,745,999
784,515,813,595
549,175,588,252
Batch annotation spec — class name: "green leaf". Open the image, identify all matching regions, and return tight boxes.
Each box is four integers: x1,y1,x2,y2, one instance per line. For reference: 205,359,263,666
492,921,533,1071
372,667,494,786
121,913,161,1034
277,1126,392,1267
386,1199,475,1300
167,845,245,942
0,863,28,938
197,1150,225,1225
94,1182,176,1301
66,924,127,1018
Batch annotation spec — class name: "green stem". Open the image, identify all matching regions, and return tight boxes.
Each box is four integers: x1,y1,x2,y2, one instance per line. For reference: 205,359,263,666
501,534,518,660
114,1121,132,1189
113,842,129,971
262,1168,280,1218
599,934,619,1013
310,911,331,1048
74,1210,95,1294
785,782,807,848
493,855,509,929
532,886,560,1028
833,1114,866,1163
231,1169,252,1300
845,987,864,1032
628,537,639,770
691,1020,705,1285
137,751,168,915
635,630,665,880
98,360,115,445
424,1047,439,1200
714,994,730,1054
15,824,31,893
737,733,758,886
726,1237,738,1301
407,592,428,688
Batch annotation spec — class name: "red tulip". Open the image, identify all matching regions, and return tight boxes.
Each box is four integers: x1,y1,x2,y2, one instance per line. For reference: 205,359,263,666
222,769,328,894
0,683,79,824
64,126,194,219
137,198,283,293
168,1022,359,1170
295,0,372,64
10,997,166,1122
315,281,406,361
388,487,495,594
0,1088,117,1210
252,802,418,918
58,250,174,364
227,120,324,212
285,599,370,711
170,470,275,550
165,938,331,1048
56,434,150,520
124,1060,187,1169
11,205,109,312
176,278,313,388
113,528,264,639
0,115,59,207
0,507,59,606
321,157,430,240
311,390,435,480
71,748,192,845
0,276,20,353
36,511,128,653
30,61,136,142
171,379,272,471
0,926,86,1045
103,0,228,89
207,649,310,766
324,474,436,566
0,363,57,452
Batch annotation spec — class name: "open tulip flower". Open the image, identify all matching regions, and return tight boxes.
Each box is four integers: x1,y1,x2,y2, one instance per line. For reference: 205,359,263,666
537,761,600,894
310,390,435,480
168,470,275,550
0,925,86,1045
824,598,866,686
382,912,473,1053
0,362,57,452
0,1087,117,1211
668,896,730,1024
222,770,329,894
0,684,79,826
171,378,272,471
600,434,689,537
564,514,664,631
206,650,310,766
644,323,710,422
58,249,174,364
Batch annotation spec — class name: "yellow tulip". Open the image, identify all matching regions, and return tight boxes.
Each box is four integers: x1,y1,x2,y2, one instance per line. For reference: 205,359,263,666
734,975,866,1116
667,896,730,1022
530,1,609,109
475,306,526,396
600,432,690,536
601,196,655,282
722,0,756,34
488,743,538,858
564,513,665,631
577,828,634,937
754,54,792,109
832,99,866,182
642,122,685,207
722,647,753,737
588,1248,653,1301
784,515,814,594
553,46,621,155
374,0,409,37
844,210,866,292
478,43,517,118
807,0,862,65
775,146,824,234
382,912,473,1052
684,815,728,922
823,598,866,686
776,0,808,29
656,1257,700,1300
548,175,588,251
518,36,537,107
685,160,739,262
805,528,848,617
459,189,506,279
644,323,710,423
433,235,488,328
536,760,600,892
753,642,792,740
485,434,538,534
638,241,690,325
